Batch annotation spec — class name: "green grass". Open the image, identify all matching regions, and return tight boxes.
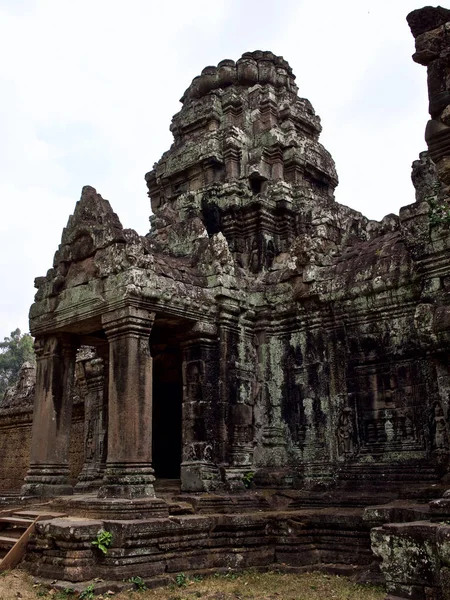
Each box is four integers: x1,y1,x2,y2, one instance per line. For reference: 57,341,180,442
0,569,385,600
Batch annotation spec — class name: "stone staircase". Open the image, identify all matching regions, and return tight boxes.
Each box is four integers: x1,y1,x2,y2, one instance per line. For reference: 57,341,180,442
0,510,67,571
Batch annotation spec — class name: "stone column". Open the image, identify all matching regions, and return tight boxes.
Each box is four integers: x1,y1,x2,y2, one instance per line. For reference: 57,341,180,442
74,348,108,492
180,322,221,492
216,298,247,489
98,307,155,499
22,334,77,497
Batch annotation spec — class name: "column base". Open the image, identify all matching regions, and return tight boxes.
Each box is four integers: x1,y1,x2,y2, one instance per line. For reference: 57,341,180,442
97,462,155,499
21,464,73,497
74,479,104,493
222,467,253,491
75,465,105,493
181,461,221,492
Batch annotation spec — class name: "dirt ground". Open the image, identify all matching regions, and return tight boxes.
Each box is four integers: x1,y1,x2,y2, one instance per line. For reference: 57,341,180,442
0,569,385,600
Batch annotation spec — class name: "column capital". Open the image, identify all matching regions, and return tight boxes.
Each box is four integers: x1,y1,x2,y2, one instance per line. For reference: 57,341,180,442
102,307,155,340
33,334,78,361
181,322,218,346
83,357,105,392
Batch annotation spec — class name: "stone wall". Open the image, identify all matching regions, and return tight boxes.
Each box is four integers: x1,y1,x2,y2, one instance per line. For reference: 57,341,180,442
0,408,33,490
0,404,85,492
0,362,85,492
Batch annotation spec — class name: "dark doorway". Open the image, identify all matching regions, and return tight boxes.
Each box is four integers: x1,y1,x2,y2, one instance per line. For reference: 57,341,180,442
150,329,183,479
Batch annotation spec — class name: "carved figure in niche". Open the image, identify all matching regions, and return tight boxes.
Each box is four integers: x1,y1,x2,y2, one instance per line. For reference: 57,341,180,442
250,239,260,273
251,334,264,406
99,432,106,462
337,407,354,455
235,236,247,269
85,422,95,460
384,413,395,443
266,240,275,269
292,393,304,443
185,443,199,462
396,410,406,440
404,412,414,440
203,444,213,462
187,363,203,401
303,399,314,447
185,442,212,462
433,403,448,450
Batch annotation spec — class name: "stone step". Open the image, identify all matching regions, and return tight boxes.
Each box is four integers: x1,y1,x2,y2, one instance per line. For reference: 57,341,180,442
13,510,67,520
0,517,33,526
166,501,195,515
0,535,17,546
0,529,22,540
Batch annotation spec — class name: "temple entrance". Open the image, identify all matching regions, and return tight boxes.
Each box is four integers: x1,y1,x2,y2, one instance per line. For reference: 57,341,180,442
150,325,183,479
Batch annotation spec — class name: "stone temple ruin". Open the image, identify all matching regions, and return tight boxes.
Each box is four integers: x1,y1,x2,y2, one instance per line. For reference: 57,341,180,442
3,5,450,598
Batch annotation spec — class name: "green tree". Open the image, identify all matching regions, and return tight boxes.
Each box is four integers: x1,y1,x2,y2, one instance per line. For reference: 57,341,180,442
0,329,35,398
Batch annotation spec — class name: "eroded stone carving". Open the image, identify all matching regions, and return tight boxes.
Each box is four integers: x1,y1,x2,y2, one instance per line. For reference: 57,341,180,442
0,362,35,409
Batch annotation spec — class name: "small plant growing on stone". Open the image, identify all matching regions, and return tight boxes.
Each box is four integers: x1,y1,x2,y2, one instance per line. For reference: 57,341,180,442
127,575,147,592
91,529,113,554
175,572,187,587
242,470,255,488
53,589,76,600
426,182,450,226
429,196,450,226
79,583,95,600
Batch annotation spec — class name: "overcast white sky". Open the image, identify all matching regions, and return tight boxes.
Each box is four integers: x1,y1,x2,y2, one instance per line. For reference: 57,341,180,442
0,0,431,341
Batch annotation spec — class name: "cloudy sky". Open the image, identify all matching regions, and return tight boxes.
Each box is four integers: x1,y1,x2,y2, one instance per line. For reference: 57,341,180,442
0,0,430,341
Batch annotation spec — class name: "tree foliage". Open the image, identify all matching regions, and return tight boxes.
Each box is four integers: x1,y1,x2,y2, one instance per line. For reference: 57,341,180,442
0,328,35,398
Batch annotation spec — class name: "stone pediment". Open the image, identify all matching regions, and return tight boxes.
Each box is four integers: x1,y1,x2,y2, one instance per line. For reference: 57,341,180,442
54,185,126,266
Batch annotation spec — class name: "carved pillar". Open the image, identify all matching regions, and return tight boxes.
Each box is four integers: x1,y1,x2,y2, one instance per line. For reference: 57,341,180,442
223,140,241,180
98,307,155,499
75,348,108,492
22,334,77,497
260,330,289,469
216,298,248,489
268,146,284,181
229,322,256,477
408,7,450,193
180,322,221,492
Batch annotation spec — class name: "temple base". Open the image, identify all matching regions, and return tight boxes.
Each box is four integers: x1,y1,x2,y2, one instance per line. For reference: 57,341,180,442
52,495,169,520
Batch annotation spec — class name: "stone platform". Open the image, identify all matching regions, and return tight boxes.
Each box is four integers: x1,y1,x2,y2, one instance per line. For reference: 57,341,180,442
22,506,377,588
3,485,433,592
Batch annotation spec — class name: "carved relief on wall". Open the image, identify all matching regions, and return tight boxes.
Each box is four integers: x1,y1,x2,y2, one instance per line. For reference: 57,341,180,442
351,360,425,454
432,402,449,452
337,407,354,456
249,237,260,273
183,441,214,463
186,361,204,402
281,345,305,447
